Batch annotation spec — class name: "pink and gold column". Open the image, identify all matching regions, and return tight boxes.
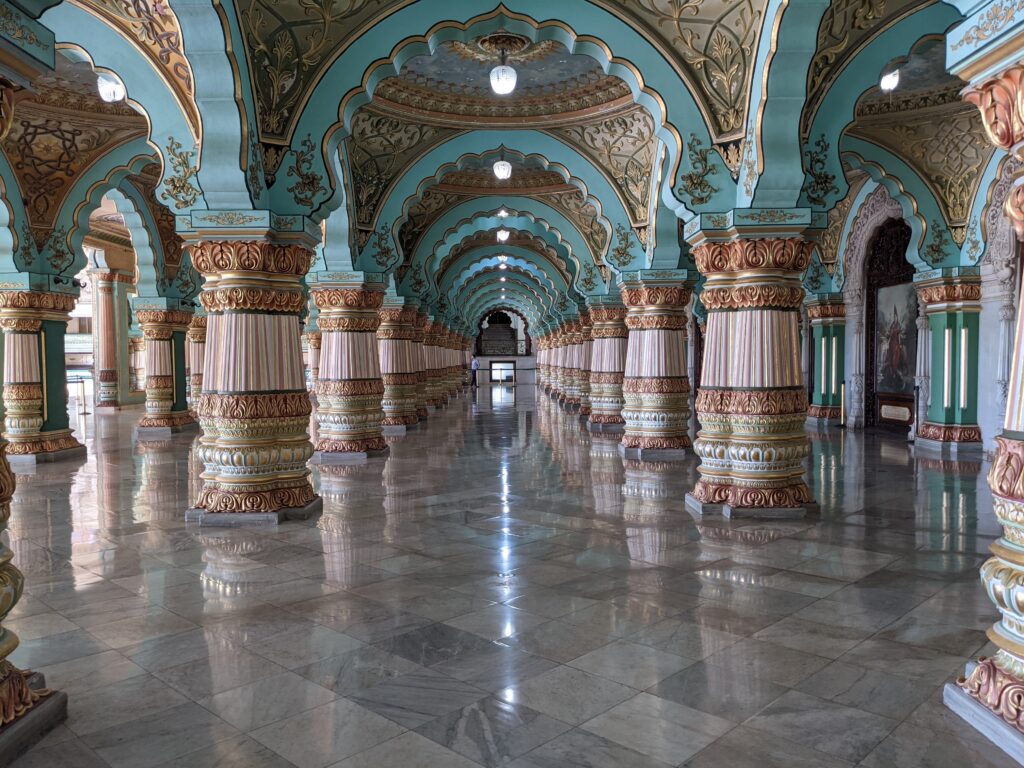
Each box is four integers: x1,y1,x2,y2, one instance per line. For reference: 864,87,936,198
943,50,1024,751
377,300,420,433
186,315,207,405
619,277,692,460
92,270,133,408
312,281,387,461
578,312,594,418
588,301,627,431
136,309,195,436
0,291,84,462
685,221,815,518
413,310,430,420
188,240,318,522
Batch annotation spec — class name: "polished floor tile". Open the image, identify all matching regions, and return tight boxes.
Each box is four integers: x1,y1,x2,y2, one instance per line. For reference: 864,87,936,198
9,398,1010,767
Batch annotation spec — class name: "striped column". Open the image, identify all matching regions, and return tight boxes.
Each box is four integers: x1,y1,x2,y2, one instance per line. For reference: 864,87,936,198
424,321,447,408
413,311,429,420
189,241,318,519
187,315,207,405
620,281,692,459
444,329,460,400
550,326,565,400
92,271,131,408
130,336,146,392
137,310,194,433
588,303,628,432
687,237,814,517
560,320,583,410
305,331,321,390
0,291,83,460
947,54,1024,744
579,312,594,418
536,333,548,392
313,284,387,459
377,302,420,431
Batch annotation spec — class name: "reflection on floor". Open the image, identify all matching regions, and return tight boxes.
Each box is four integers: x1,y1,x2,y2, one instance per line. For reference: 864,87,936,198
10,386,1016,767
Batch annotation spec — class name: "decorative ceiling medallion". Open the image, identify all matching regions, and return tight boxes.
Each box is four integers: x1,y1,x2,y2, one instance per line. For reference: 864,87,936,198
451,32,550,62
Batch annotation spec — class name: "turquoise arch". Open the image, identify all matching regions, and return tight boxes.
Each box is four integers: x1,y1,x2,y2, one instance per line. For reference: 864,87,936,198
41,7,205,212
436,247,573,298
761,3,961,211
272,1,734,218
444,258,565,307
842,138,960,268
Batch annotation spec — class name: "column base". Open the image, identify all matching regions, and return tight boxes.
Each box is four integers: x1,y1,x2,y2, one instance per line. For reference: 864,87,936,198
382,425,407,437
915,435,983,459
312,446,389,465
684,493,817,520
0,672,67,768
618,444,688,461
6,443,87,466
805,416,840,431
136,423,199,441
186,496,324,526
944,674,1024,766
588,418,625,433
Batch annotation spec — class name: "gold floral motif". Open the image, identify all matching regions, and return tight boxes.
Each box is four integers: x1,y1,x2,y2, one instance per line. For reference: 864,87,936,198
161,136,200,210
621,435,692,450
621,284,691,308
677,133,719,206
697,388,808,416
286,135,326,208
196,392,312,420
802,135,838,207
136,309,194,328
623,377,691,395
692,479,813,508
138,412,195,429
0,291,76,313
5,433,82,455
201,287,305,314
191,241,314,277
198,212,262,226
316,436,388,453
806,303,846,320
807,404,841,419
195,485,317,514
312,287,385,310
916,422,982,442
609,224,636,269
693,237,814,274
916,281,982,306
701,284,804,311
952,1,1024,52
958,654,1024,730
317,379,385,396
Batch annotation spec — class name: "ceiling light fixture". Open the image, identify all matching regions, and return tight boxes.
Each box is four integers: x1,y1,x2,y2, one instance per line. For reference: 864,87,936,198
490,48,517,96
493,149,512,181
498,208,509,218
97,73,126,103
497,254,508,263
500,277,507,282
880,69,899,93
499,264,508,270
497,229,510,242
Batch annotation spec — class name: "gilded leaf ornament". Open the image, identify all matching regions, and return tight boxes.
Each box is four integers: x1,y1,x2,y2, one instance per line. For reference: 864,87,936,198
581,262,598,291
371,223,396,268
801,135,838,208
610,223,636,269
677,133,718,206
286,135,327,208
161,136,201,210
923,220,950,265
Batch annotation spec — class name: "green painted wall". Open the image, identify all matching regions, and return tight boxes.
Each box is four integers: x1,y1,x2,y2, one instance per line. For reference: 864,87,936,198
811,322,845,408
171,330,188,414
40,319,69,433
927,310,980,426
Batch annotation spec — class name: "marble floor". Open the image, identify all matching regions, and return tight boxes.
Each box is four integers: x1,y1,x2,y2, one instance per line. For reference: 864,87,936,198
8,386,1014,767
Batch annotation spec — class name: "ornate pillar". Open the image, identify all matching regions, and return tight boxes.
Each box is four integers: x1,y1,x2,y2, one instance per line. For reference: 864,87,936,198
377,300,419,433
444,329,460,400
914,274,982,457
413,311,429,420
806,299,845,428
129,335,146,392
305,331,321,390
536,332,548,392
312,281,388,462
560,319,582,410
136,309,195,437
91,271,132,408
424,321,447,409
579,312,593,418
685,226,815,518
0,292,84,463
588,302,628,432
619,276,692,460
188,240,319,522
187,315,207,406
550,325,565,399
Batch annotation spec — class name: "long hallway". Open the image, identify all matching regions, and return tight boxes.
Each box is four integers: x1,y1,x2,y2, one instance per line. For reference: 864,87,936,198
11,391,1013,768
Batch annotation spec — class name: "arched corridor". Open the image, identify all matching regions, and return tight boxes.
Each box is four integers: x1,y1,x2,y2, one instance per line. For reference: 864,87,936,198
0,1,1024,765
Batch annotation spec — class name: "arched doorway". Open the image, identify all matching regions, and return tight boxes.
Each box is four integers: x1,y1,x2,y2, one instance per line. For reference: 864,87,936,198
865,218,916,430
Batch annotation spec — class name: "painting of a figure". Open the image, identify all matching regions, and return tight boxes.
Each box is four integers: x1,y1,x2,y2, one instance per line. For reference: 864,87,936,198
875,283,918,394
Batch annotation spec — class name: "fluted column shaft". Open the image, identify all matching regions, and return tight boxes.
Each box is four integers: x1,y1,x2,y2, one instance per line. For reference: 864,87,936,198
444,330,460,399
306,331,321,389
189,240,317,516
130,336,145,392
579,312,594,417
588,305,628,431
561,321,583,409
942,53,1024,737
0,291,83,459
186,315,207,407
424,322,447,408
377,304,420,428
313,284,387,455
413,312,429,419
688,238,813,513
620,282,692,456
92,271,131,408
137,310,195,431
